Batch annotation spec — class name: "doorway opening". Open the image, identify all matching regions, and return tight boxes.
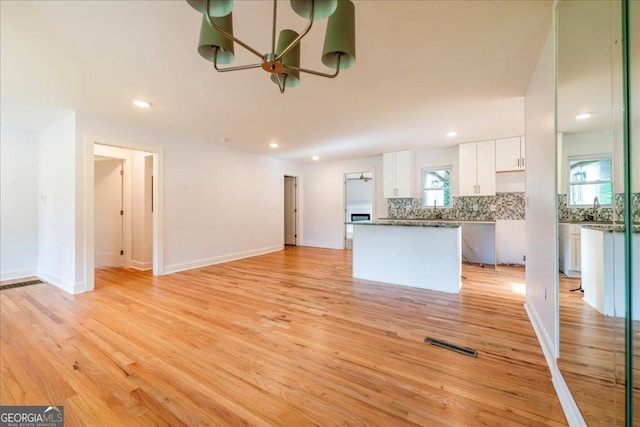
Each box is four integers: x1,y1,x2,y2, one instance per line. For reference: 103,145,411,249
284,176,298,246
88,140,161,291
344,171,374,249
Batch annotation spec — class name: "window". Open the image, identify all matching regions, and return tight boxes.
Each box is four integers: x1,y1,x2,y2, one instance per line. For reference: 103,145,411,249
568,156,613,205
422,167,451,207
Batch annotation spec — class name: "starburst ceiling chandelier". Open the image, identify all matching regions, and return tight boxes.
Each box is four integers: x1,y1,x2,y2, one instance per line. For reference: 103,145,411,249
186,0,356,93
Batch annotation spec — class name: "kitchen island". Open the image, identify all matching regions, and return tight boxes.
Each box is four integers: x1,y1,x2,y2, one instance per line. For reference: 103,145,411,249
350,220,462,293
580,223,640,320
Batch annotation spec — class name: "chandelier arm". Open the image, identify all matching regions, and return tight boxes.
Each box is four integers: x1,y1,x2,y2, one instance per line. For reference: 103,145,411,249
204,0,264,59
212,48,262,72
274,73,287,94
271,0,278,55
286,53,342,78
274,0,315,61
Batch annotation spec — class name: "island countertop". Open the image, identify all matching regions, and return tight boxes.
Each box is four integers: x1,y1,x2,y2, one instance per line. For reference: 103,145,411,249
559,221,640,233
346,218,496,227
346,219,462,228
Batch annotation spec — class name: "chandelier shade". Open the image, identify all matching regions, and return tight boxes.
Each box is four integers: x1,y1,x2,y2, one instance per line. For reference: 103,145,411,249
270,29,301,88
290,0,337,20
198,13,235,64
322,0,356,69
186,0,233,18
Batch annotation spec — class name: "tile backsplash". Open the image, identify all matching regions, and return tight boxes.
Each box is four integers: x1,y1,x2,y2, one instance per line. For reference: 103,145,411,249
558,193,640,223
388,192,640,223
387,192,525,221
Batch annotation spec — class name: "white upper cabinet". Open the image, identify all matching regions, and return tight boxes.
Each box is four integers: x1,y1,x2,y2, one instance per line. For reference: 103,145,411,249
383,151,414,198
495,136,526,172
458,140,496,196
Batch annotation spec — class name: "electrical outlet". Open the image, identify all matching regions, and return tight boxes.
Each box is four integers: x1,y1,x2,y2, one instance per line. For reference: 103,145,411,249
490,205,496,212
473,203,478,211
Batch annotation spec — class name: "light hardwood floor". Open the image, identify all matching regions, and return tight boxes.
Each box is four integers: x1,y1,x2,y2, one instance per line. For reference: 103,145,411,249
1,246,566,426
558,274,638,426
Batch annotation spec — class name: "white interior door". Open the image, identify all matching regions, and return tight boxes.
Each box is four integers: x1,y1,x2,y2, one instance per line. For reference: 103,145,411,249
284,176,297,245
95,159,123,267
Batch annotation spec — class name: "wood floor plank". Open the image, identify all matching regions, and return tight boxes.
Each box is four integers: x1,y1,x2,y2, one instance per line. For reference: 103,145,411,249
1,246,566,425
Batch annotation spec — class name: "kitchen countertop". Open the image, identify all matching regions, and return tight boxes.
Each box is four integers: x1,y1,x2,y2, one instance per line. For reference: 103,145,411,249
346,219,462,228
559,221,640,233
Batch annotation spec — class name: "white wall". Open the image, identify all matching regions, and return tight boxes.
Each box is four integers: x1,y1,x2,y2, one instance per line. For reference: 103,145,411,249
346,179,373,206
524,28,558,357
301,156,384,249
76,113,304,280
38,112,78,292
496,171,526,193
0,127,39,280
131,151,152,269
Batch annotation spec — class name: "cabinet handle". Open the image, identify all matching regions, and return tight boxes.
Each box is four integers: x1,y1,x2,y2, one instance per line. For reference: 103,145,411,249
517,158,520,167
521,157,525,168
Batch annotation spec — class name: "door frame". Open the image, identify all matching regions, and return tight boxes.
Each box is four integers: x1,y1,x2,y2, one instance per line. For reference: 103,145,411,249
83,134,164,292
284,175,298,246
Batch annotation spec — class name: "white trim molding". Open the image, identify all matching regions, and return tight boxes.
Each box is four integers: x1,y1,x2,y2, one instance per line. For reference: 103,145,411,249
525,302,586,427
0,268,37,282
164,245,283,275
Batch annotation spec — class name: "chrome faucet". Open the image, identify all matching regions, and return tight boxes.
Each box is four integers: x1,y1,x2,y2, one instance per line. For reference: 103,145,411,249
433,199,442,219
592,196,600,222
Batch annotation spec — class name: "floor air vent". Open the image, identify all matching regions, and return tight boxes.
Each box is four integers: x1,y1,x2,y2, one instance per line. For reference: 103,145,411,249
425,337,478,358
0,279,44,291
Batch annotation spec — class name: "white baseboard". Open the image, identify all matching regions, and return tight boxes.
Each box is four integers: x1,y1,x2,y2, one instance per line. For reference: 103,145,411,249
525,302,586,427
298,240,344,250
524,302,554,362
0,267,37,281
130,260,152,271
36,269,75,294
164,245,284,275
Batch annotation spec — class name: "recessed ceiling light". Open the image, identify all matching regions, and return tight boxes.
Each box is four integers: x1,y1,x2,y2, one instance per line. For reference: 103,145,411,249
132,99,151,108
219,137,231,143
446,131,457,137
575,113,592,120
269,142,279,148
312,155,320,161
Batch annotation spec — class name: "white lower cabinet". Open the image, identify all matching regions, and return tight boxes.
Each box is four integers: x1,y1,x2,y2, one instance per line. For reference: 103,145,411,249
559,223,581,277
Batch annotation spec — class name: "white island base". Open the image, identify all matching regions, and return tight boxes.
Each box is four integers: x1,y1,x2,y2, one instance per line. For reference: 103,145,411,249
352,223,462,293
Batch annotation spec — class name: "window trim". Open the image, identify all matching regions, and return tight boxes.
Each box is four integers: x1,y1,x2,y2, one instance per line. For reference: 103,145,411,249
567,154,613,207
422,166,452,208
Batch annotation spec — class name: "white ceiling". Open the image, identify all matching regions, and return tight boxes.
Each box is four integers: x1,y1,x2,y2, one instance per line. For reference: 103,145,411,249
0,0,552,163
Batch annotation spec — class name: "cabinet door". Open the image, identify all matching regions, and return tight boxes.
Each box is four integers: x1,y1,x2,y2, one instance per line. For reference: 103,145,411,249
394,151,414,197
382,152,397,198
475,140,496,195
495,137,522,172
570,234,581,271
458,142,478,196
